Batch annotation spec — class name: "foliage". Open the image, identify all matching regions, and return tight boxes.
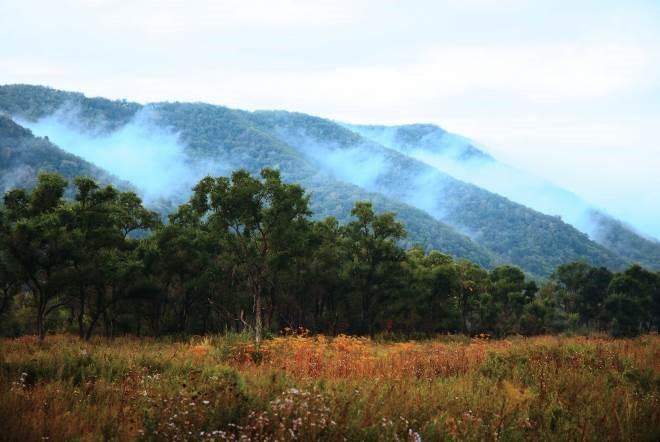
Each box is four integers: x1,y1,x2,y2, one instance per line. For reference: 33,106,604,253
3,84,656,277
1,169,659,340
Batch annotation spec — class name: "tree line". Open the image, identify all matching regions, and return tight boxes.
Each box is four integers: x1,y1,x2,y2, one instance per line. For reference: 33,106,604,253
1,169,659,342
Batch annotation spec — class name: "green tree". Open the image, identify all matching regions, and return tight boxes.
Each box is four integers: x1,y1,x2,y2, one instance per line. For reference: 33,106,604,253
398,247,460,334
143,203,220,334
0,248,19,318
1,173,73,340
68,178,159,339
485,265,534,336
455,259,489,334
552,261,612,327
605,264,657,336
344,201,406,336
190,168,311,344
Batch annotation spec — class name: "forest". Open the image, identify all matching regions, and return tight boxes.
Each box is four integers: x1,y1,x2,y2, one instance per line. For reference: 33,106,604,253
1,169,659,342
6,84,660,279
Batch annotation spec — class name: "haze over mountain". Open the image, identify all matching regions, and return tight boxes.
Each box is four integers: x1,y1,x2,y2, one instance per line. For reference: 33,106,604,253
3,0,659,237
1,84,659,276
345,123,660,261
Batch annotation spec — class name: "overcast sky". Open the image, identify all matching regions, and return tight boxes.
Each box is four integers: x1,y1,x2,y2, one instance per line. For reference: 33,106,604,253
1,0,659,238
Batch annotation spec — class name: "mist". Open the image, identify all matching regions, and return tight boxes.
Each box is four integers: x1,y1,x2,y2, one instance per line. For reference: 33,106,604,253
272,125,451,221
410,149,597,234
345,124,648,241
16,106,230,205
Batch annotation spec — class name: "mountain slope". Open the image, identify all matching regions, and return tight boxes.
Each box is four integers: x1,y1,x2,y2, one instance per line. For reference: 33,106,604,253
0,86,497,268
588,210,660,268
348,123,660,270
146,102,499,266
244,111,627,276
344,123,493,162
0,84,650,275
0,115,125,193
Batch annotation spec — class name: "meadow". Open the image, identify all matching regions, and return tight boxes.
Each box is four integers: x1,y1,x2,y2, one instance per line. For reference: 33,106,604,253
0,334,658,441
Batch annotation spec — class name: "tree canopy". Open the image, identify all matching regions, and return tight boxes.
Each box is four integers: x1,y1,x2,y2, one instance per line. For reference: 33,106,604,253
1,170,658,341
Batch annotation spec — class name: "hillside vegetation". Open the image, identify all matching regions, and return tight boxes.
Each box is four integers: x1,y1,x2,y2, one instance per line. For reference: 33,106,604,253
2,171,658,342
0,115,124,193
1,84,659,275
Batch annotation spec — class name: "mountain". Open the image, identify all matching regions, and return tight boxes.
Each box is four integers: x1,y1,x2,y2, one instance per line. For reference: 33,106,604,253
0,86,497,268
343,123,493,162
242,111,625,275
588,210,660,269
0,115,125,193
347,123,660,271
0,84,655,276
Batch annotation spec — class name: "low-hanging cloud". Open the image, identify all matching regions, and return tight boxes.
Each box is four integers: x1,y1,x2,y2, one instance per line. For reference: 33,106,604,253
272,125,450,221
348,123,659,241
16,105,231,205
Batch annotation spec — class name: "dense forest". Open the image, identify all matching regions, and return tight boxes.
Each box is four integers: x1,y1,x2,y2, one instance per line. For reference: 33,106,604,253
3,85,660,278
1,170,658,342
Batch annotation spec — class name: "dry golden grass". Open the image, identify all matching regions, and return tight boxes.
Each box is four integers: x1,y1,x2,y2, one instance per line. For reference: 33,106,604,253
0,334,658,441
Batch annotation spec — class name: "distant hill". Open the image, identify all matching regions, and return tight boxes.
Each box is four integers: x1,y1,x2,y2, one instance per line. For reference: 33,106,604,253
1,84,656,275
0,115,124,193
588,210,660,269
0,87,497,268
347,122,660,271
242,111,626,275
344,123,493,162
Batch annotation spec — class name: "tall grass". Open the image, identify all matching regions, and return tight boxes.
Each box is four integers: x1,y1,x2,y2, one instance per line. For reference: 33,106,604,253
0,334,657,441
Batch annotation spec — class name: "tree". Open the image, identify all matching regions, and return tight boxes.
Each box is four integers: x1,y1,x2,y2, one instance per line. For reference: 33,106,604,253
605,264,658,336
552,261,612,327
1,173,73,340
0,249,19,318
143,203,219,334
344,201,406,336
455,260,489,334
304,217,348,334
399,247,460,334
486,265,533,335
66,178,159,340
190,168,311,344
67,177,121,339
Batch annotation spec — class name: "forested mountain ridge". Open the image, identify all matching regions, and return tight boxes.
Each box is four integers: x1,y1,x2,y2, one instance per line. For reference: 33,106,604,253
240,110,627,275
0,87,498,267
348,122,660,270
589,210,660,268
344,122,493,162
0,84,652,276
0,115,127,193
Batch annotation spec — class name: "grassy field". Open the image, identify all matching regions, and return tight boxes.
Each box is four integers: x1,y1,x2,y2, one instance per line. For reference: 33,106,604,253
0,334,658,441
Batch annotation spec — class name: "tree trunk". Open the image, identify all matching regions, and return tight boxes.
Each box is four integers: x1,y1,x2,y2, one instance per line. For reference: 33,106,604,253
37,313,45,342
36,293,46,342
37,306,46,342
77,289,86,339
255,289,263,346
0,289,10,316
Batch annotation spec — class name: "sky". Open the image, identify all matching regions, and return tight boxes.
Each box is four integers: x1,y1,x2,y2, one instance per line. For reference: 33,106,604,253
1,0,659,237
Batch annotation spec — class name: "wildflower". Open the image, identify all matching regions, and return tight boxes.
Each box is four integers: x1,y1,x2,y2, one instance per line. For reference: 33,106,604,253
408,429,422,442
